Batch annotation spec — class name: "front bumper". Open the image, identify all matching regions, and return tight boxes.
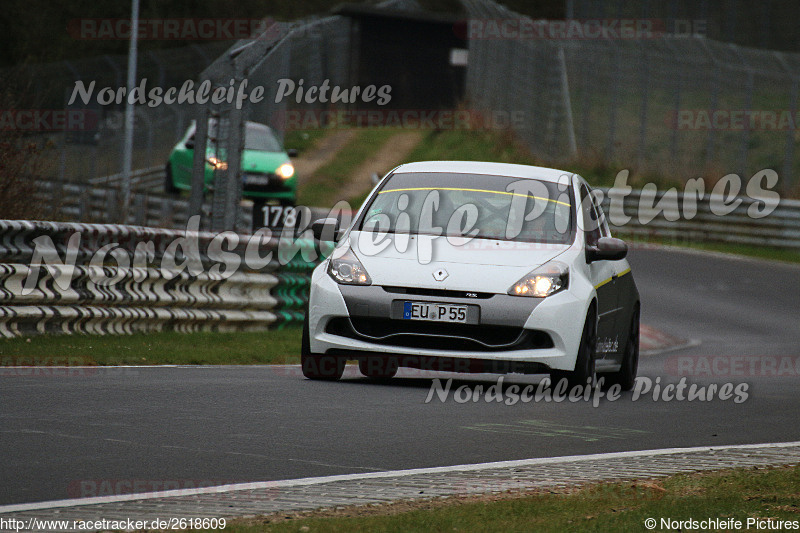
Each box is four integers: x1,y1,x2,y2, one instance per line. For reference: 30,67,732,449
242,173,296,200
308,264,587,372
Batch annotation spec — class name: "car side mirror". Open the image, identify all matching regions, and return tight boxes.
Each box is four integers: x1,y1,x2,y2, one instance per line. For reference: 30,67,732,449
587,237,628,263
286,148,298,158
312,218,345,242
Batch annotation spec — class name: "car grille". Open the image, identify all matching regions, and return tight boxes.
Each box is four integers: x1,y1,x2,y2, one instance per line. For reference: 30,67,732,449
325,316,553,352
382,286,493,299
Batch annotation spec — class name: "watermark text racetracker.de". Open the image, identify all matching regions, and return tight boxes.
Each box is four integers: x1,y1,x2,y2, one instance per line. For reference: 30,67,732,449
460,18,707,40
67,478,278,501
665,355,800,378
281,108,525,130
0,357,138,377
70,17,279,40
0,109,98,132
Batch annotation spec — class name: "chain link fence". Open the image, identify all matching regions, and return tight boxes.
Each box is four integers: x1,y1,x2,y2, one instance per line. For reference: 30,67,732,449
7,0,800,230
188,13,357,231
463,0,800,195
2,42,230,182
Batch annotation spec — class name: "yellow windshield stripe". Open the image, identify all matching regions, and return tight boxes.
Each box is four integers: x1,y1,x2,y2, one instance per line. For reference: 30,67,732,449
377,187,572,207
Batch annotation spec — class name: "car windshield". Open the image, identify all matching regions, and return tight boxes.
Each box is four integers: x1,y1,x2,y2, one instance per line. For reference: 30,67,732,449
200,122,283,152
357,172,575,244
245,125,282,152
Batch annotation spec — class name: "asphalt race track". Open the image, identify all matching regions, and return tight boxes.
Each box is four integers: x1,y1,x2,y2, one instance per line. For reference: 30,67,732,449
1,247,799,505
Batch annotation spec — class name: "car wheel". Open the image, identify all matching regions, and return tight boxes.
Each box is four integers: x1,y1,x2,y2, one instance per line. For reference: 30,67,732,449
602,306,639,391
164,163,179,195
550,306,596,391
301,313,345,380
358,357,398,380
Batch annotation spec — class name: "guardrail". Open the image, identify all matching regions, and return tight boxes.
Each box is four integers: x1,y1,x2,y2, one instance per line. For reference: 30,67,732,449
87,166,166,192
0,220,315,338
35,169,800,251
6,177,798,338
598,187,800,250
32,179,253,231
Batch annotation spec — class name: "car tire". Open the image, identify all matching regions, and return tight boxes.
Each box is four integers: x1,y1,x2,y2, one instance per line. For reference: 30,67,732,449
550,306,597,391
358,357,399,380
164,163,179,195
602,306,639,391
301,313,345,381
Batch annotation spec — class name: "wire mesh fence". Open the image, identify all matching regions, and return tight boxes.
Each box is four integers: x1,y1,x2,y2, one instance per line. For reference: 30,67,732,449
462,0,800,195
188,14,355,230
1,41,230,182
6,0,800,231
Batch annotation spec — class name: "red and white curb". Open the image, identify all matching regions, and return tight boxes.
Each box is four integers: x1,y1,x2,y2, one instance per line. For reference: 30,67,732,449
640,324,699,356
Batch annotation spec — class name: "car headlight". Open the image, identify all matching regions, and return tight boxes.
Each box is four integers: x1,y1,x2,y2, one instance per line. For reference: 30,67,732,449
207,157,227,170
508,261,569,298
327,248,372,285
277,163,295,179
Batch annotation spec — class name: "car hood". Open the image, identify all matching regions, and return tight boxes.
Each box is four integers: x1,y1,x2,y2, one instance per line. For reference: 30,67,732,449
348,231,571,293
241,150,289,172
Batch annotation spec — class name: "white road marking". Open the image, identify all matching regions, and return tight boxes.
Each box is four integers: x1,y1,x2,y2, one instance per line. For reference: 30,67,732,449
2,440,799,514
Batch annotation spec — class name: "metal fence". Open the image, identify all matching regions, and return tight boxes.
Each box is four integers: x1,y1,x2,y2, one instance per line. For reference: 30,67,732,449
8,0,800,236
185,0,411,231
463,0,800,195
188,15,354,231
1,42,230,182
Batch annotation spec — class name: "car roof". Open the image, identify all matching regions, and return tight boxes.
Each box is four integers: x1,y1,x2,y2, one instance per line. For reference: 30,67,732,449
390,161,577,184
186,120,274,135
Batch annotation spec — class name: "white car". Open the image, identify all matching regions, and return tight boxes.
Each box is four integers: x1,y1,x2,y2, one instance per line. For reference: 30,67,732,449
302,161,640,390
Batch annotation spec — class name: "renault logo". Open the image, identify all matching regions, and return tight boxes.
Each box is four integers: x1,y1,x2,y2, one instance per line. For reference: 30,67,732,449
432,268,448,282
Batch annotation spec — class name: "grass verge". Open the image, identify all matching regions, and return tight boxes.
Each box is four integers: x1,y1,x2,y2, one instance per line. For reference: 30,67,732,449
621,233,800,264
0,328,301,365
299,128,399,207
210,465,800,532
401,128,689,190
283,128,328,155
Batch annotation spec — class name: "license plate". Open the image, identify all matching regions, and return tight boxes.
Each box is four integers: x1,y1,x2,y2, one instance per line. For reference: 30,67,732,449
403,302,468,323
244,174,271,186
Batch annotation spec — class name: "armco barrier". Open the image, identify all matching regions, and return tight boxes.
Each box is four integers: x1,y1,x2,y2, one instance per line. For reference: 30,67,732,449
88,166,165,191
33,167,800,250
32,178,253,231
599,187,800,250
0,220,318,338
3,183,798,337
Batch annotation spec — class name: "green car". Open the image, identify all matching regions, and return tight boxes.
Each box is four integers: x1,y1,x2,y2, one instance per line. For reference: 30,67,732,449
165,121,297,205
